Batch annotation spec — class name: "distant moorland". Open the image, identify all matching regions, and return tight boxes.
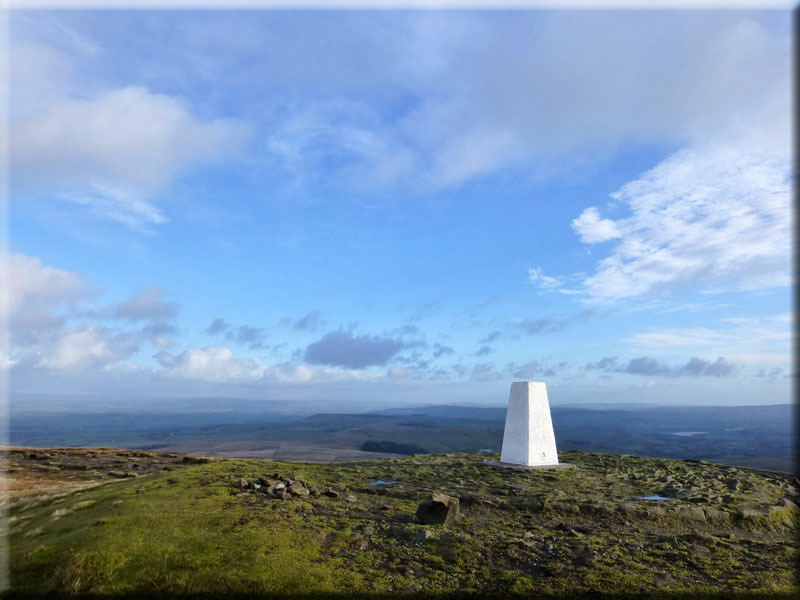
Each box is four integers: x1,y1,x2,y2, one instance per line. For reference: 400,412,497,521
7,400,793,472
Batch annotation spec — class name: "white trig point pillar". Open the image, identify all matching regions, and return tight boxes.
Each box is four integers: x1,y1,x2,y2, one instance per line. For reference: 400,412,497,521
500,381,559,466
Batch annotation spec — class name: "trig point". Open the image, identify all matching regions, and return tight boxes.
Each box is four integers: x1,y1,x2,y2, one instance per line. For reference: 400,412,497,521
500,381,559,467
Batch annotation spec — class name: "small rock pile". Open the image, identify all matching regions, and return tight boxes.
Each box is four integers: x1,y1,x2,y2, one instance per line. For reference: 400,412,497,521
234,474,331,500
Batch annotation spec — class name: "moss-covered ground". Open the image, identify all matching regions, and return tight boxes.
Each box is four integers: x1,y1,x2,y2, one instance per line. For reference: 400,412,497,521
3,449,797,597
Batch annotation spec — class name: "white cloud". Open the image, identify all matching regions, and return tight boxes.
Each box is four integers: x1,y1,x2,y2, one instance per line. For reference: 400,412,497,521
123,12,787,194
5,254,392,385
386,366,414,380
155,346,267,383
10,13,789,198
8,40,76,117
11,84,249,228
571,207,622,244
60,182,169,229
37,325,140,371
113,287,178,321
624,329,729,349
5,252,181,373
398,13,789,190
571,124,790,302
14,319,175,374
1,252,88,331
623,313,791,368
270,363,316,384
155,345,379,385
528,267,565,290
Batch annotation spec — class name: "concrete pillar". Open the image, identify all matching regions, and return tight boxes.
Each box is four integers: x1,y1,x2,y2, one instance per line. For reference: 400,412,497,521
500,381,559,466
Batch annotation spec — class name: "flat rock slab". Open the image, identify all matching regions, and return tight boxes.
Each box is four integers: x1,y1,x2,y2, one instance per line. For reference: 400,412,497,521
484,460,576,471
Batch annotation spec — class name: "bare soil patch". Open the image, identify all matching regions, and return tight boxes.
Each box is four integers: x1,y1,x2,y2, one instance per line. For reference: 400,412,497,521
152,439,405,462
0,446,195,508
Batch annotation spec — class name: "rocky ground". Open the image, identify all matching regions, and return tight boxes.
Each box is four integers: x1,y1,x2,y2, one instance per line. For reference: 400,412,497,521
3,448,797,597
222,451,798,593
0,446,206,508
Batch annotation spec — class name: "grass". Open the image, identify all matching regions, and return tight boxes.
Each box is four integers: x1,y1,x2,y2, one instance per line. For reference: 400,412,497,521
5,451,799,597
10,464,365,595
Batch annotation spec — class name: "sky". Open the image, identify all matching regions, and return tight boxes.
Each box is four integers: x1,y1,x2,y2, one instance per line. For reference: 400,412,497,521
4,9,793,408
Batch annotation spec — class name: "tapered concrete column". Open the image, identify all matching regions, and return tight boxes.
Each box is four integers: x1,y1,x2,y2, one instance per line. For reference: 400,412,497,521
500,381,559,466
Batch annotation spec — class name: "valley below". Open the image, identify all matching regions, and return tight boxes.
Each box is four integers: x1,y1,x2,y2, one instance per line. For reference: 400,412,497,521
7,402,795,473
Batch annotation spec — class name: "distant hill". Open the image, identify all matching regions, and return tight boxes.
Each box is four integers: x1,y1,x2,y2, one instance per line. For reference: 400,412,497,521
8,402,794,472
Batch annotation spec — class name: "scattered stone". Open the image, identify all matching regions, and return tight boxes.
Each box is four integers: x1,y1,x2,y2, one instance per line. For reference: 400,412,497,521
551,501,579,514
736,508,770,520
238,478,249,489
725,479,740,492
688,494,709,504
579,502,609,517
345,494,357,503
324,489,339,498
391,525,412,540
645,505,667,518
688,531,715,543
567,528,584,537
654,572,676,587
414,529,435,543
677,506,706,523
521,496,546,512
768,505,793,523
108,471,135,478
690,545,712,557
573,550,595,567
288,485,310,497
507,537,535,548
704,508,729,523
416,493,461,527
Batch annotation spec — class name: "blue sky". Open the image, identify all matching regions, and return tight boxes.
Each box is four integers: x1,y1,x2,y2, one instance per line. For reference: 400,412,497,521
5,9,792,407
